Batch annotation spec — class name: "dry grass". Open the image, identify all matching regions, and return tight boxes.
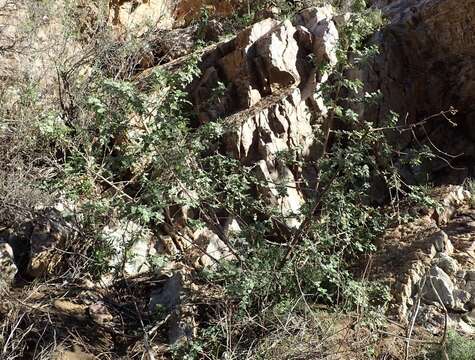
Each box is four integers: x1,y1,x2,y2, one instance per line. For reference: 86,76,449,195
0,273,176,359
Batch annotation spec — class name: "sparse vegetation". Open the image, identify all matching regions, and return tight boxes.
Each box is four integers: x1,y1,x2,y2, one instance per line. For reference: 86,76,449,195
0,0,471,359
423,331,475,360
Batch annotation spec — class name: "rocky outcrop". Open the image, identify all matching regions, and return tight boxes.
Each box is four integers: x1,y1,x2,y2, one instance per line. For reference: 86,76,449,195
370,186,475,334
189,7,340,226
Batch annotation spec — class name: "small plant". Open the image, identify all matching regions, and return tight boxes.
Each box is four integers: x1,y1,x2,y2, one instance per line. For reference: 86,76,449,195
464,178,475,208
426,330,475,360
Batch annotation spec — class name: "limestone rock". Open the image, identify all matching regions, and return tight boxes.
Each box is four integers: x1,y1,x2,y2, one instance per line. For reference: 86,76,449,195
191,9,335,121
103,220,156,277
191,228,234,269
294,5,339,66
422,266,455,308
422,265,473,312
216,18,281,110
188,8,339,228
254,20,301,93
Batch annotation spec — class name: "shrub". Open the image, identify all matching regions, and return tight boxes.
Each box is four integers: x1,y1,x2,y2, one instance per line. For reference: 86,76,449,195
427,331,475,360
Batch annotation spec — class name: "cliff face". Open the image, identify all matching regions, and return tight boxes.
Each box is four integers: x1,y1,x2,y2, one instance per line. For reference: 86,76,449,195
366,0,475,182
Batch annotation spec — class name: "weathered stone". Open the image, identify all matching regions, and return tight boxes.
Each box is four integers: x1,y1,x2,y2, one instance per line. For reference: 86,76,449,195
294,5,339,65
433,254,459,276
217,18,280,109
184,7,341,233
422,266,455,308
103,221,156,277
254,20,301,93
431,230,453,254
191,228,234,269
452,289,472,312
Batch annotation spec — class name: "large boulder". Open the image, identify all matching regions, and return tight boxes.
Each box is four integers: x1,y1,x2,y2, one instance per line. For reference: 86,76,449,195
422,266,456,308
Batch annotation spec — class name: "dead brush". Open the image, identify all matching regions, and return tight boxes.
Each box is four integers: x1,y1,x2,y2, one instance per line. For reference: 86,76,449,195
0,272,175,359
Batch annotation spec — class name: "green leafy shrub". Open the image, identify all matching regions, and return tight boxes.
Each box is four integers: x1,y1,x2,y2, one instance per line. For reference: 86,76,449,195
427,331,475,360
